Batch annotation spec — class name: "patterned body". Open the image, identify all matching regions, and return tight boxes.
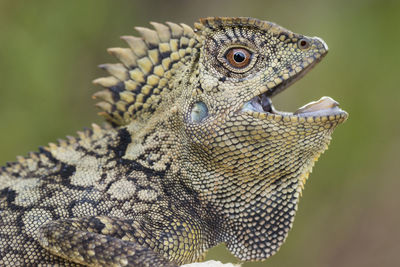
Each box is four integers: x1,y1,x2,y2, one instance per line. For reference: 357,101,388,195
0,17,347,266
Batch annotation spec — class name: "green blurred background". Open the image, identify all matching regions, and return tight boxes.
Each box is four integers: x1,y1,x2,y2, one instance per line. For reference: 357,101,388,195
1,0,399,266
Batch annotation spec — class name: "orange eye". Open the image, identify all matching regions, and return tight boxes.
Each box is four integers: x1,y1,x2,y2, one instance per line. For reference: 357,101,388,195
225,47,252,68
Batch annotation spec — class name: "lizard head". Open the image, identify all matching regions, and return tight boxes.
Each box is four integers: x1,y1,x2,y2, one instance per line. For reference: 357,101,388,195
180,17,348,260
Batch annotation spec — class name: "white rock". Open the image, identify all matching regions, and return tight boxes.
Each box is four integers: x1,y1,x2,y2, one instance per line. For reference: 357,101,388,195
181,260,241,267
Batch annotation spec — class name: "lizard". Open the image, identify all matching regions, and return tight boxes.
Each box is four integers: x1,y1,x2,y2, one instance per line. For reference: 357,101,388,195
0,17,348,266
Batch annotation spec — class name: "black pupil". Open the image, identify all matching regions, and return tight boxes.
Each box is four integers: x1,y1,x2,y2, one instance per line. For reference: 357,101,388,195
233,51,246,62
300,40,307,47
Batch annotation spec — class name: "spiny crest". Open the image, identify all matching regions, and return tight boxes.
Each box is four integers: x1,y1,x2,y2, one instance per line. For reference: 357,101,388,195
194,16,289,37
93,21,199,126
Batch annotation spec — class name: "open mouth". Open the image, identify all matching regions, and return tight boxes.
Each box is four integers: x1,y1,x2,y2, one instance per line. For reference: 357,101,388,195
242,93,345,118
241,63,347,120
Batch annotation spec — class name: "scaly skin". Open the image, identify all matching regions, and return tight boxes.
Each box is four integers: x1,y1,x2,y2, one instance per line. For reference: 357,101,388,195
0,17,347,266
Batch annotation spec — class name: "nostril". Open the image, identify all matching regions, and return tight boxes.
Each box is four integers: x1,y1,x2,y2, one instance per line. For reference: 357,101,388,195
298,38,310,50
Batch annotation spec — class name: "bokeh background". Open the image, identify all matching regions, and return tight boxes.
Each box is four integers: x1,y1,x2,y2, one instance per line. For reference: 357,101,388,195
1,0,399,266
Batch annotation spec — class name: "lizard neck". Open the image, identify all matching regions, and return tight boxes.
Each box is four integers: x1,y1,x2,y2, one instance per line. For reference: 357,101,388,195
182,149,318,261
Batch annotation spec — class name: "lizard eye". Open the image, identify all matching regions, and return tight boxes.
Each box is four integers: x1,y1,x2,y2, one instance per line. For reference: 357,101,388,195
225,48,252,69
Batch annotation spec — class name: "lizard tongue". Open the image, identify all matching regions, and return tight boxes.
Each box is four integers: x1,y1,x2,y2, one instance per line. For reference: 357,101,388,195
294,96,342,117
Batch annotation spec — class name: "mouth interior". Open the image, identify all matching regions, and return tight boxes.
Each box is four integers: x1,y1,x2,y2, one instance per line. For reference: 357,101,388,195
242,91,344,117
